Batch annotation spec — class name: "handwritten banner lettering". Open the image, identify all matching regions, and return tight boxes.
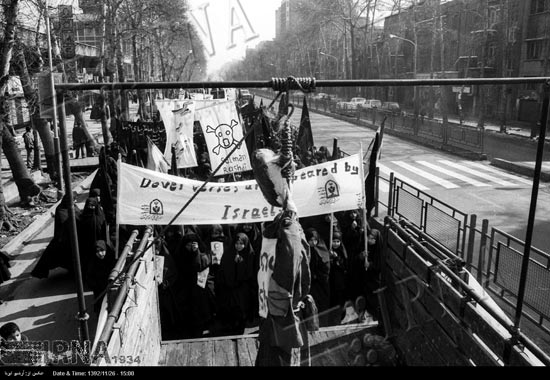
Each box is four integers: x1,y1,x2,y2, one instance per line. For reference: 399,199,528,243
117,154,364,225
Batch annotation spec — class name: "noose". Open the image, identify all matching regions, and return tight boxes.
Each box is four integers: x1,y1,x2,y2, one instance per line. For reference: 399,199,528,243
279,102,296,212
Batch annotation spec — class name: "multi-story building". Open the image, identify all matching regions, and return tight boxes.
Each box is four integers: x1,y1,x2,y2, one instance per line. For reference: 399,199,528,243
380,0,526,121
275,0,298,40
518,0,550,122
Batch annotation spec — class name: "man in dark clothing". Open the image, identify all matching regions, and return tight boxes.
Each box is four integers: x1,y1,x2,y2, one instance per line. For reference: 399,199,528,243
255,211,311,367
22,126,34,169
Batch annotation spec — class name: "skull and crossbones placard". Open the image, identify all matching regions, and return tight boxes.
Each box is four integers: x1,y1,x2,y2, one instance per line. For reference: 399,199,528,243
206,119,239,155
196,101,252,175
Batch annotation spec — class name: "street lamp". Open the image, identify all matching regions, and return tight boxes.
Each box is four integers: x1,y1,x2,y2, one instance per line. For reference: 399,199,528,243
389,33,419,115
320,51,340,79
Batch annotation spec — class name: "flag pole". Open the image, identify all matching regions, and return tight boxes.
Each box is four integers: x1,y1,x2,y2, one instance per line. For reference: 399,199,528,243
115,154,121,259
359,142,369,263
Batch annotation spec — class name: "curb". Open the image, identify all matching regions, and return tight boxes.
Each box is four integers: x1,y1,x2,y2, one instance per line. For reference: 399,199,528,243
490,158,550,182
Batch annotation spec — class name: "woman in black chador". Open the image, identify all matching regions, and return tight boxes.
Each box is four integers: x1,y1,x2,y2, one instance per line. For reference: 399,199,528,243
77,196,108,273
32,194,82,278
85,240,116,313
304,227,331,327
216,233,256,335
179,233,215,338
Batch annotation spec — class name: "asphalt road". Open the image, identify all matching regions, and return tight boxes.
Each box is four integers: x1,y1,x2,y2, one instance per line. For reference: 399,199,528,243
265,97,550,256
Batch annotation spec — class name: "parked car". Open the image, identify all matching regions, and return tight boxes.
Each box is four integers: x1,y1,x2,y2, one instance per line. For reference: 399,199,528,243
380,101,401,113
337,97,367,113
237,89,253,106
312,92,331,100
361,99,382,109
348,97,367,109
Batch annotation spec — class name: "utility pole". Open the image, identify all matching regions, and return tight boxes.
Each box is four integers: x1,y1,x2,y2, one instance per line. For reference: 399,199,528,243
44,0,63,198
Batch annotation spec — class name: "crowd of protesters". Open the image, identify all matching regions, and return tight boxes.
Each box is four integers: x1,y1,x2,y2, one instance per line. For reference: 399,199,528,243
26,95,385,342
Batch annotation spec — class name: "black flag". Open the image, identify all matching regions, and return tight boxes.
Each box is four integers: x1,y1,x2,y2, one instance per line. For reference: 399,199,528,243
297,96,314,160
364,117,386,217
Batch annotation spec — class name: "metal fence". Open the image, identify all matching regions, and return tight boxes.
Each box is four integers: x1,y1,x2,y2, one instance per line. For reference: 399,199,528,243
254,89,485,158
386,172,550,335
252,87,550,336
388,174,468,258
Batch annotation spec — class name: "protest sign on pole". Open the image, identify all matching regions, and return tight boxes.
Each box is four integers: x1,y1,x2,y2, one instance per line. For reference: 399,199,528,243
195,101,252,176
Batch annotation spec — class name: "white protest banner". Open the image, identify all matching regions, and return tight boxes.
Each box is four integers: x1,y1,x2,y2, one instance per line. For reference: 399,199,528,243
156,99,197,168
146,137,170,174
173,107,198,168
195,101,252,176
257,238,276,318
117,154,363,225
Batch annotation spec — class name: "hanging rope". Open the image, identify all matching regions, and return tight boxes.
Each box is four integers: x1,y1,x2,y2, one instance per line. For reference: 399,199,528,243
270,76,316,94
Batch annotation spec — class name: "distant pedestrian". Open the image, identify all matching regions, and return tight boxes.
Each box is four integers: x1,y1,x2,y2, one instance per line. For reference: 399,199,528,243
22,126,34,169
72,122,87,159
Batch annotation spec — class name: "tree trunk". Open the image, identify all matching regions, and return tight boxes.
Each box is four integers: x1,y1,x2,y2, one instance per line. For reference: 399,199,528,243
0,122,14,231
437,0,449,125
13,44,57,177
0,0,20,226
3,127,41,203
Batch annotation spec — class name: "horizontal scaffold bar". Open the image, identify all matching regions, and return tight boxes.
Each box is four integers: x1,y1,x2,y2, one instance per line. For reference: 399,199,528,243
55,76,550,92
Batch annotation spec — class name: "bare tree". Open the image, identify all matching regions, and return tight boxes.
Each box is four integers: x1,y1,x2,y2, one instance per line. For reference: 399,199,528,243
0,0,21,230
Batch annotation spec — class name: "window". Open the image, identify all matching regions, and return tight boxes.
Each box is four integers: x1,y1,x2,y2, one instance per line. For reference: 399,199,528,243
488,6,500,26
530,0,547,14
487,43,497,59
526,40,543,59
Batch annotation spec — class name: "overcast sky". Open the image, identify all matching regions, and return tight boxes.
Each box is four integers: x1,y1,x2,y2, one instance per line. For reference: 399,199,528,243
187,0,280,76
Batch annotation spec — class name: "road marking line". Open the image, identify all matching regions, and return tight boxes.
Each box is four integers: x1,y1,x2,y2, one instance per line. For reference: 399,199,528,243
392,161,460,189
378,163,430,191
439,160,516,187
417,161,491,187
461,161,533,185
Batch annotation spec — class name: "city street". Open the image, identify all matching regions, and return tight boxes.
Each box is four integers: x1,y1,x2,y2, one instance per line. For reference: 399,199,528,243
259,95,550,255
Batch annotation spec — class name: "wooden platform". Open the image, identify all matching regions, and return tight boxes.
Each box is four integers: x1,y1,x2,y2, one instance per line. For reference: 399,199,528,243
158,322,379,366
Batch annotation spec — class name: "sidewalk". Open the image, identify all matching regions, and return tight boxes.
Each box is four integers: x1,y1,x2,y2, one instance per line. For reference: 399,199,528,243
0,167,100,345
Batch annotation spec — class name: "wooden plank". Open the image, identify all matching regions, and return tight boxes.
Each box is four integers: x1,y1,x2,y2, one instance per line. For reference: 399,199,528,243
187,340,204,367
392,266,486,366
204,340,215,366
462,302,508,360
429,271,465,317
158,345,167,365
391,258,499,365
236,338,253,367
384,269,453,366
245,338,258,365
404,246,432,283
386,247,408,278
417,284,500,366
213,339,237,366
387,229,408,259
163,342,186,366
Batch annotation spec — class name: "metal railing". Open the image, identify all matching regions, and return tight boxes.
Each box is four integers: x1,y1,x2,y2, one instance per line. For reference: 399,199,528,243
254,89,484,157
384,171,550,336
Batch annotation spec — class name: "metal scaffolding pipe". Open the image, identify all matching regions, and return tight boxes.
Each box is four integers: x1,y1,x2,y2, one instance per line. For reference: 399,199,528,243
55,77,550,92
385,217,550,366
108,229,139,284
96,227,153,355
